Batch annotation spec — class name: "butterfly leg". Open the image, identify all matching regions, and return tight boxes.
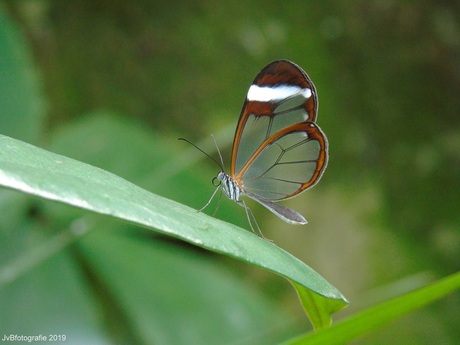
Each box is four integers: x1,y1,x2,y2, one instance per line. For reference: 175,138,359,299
239,200,272,241
198,186,221,213
211,190,223,216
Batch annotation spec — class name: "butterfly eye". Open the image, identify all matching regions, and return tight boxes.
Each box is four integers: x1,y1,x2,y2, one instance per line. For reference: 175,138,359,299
212,176,221,187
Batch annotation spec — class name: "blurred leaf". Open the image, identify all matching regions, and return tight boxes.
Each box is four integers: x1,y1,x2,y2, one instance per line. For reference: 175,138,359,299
0,133,348,329
0,9,45,144
49,112,170,183
283,271,460,345
77,225,299,344
0,233,110,343
0,217,299,344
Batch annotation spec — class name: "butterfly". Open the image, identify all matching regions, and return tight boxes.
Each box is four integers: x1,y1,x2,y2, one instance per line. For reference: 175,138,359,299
181,60,328,234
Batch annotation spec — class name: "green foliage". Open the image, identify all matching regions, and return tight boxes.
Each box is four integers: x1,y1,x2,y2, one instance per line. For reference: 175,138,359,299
283,272,460,344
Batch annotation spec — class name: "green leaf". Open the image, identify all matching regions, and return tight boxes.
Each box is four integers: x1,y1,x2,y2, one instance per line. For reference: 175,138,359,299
0,134,348,329
292,281,348,331
283,271,460,344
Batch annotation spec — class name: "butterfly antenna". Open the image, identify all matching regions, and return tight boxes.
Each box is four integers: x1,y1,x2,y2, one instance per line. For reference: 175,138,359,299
210,134,226,171
178,137,224,170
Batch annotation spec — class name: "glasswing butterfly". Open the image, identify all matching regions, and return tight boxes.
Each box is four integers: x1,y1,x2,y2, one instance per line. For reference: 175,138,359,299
180,60,328,235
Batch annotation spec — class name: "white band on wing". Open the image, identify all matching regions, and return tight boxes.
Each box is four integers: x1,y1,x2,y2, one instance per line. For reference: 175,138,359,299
247,84,311,102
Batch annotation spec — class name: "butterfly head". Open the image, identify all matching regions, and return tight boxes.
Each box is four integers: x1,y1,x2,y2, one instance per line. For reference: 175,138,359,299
212,171,225,187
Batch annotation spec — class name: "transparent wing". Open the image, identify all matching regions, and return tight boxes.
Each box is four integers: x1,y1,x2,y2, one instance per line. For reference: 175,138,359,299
235,122,328,201
231,60,318,176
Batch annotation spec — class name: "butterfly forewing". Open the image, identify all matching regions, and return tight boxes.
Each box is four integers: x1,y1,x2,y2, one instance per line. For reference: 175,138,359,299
231,60,327,202
231,60,318,175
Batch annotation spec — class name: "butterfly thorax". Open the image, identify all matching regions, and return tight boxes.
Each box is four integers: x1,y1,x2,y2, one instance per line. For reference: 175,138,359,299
217,171,241,202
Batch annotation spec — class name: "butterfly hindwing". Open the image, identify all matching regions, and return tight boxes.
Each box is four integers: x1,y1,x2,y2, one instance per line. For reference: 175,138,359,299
236,121,328,200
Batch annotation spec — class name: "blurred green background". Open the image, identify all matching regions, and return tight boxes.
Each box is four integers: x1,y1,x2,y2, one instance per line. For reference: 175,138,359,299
1,1,459,344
